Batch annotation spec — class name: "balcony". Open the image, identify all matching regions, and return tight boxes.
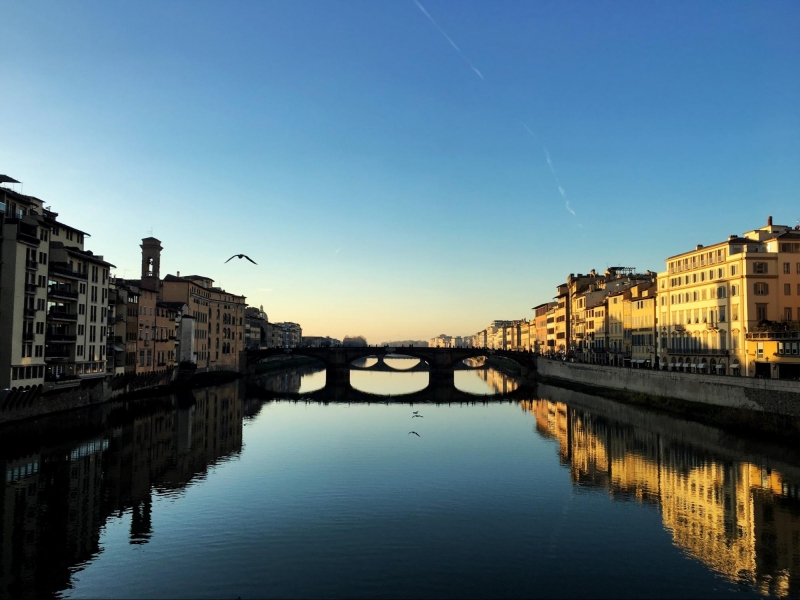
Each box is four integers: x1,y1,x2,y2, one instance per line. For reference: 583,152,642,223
49,263,87,280
45,349,72,360
48,309,78,322
48,285,78,300
23,308,36,318
673,325,685,332
44,373,80,384
25,258,38,271
46,332,77,343
24,283,37,295
747,330,800,341
667,348,729,356
17,232,40,247
22,332,35,342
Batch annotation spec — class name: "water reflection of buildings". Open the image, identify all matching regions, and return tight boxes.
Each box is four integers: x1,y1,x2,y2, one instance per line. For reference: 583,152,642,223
0,382,243,599
523,399,800,597
471,368,519,395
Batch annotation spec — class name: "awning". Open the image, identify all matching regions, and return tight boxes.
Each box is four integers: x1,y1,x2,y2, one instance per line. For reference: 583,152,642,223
683,363,691,368
698,362,707,368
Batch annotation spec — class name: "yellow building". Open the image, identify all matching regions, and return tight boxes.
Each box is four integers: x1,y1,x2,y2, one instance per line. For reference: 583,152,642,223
658,217,800,377
629,282,658,367
607,289,628,366
554,283,569,355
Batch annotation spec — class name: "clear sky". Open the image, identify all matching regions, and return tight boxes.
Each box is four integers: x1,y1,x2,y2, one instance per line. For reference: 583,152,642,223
2,0,799,343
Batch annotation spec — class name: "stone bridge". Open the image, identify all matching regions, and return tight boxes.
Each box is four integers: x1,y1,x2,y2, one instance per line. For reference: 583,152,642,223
240,346,538,398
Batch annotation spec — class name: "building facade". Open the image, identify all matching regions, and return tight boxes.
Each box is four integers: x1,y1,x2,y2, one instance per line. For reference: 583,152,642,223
0,181,114,390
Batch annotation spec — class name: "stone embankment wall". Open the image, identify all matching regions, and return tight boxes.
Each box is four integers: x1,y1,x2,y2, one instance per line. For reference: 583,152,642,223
0,370,175,425
538,359,800,417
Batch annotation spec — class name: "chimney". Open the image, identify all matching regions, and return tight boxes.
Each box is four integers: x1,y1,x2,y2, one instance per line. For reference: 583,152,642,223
177,271,180,277
768,216,773,226
696,244,703,250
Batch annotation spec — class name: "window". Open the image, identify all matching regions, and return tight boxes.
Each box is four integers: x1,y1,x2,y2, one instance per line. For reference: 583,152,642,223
717,286,726,298
731,265,737,276
784,262,791,274
757,342,764,359
756,304,768,321
785,283,792,296
785,308,793,321
754,283,769,295
754,262,768,274
719,306,726,322
731,284,738,296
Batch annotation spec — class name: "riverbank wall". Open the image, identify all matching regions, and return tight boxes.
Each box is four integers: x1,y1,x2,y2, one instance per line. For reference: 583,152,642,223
0,369,240,425
537,359,800,418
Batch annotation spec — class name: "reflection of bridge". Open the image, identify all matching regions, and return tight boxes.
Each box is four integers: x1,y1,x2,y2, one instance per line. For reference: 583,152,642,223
246,374,536,405
241,347,537,399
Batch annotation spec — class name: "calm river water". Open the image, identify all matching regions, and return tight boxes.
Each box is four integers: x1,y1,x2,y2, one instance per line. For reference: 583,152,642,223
2,362,800,599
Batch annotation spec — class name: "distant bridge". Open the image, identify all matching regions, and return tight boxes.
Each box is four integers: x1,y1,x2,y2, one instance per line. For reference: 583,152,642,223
240,346,538,400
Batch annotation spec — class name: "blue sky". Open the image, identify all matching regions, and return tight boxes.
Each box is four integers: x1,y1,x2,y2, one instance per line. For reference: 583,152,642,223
2,0,799,342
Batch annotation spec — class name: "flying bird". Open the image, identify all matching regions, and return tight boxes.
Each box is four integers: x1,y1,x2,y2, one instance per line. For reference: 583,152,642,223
412,411,419,414
225,254,257,264
412,415,424,418
408,431,420,437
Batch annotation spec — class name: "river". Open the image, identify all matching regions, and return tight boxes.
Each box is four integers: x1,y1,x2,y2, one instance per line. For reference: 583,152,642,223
2,363,799,598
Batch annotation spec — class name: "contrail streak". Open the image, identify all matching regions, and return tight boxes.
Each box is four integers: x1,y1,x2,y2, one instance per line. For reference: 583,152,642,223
523,122,576,218
413,9,579,224
413,0,484,80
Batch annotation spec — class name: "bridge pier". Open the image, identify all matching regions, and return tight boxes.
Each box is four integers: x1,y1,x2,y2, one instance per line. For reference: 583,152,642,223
323,368,351,401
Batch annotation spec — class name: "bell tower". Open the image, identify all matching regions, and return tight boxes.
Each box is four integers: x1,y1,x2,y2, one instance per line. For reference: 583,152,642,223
140,237,162,291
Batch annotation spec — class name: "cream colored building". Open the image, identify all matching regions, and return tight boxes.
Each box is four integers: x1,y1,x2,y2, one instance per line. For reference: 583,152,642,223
658,217,800,377
0,181,113,389
629,282,658,367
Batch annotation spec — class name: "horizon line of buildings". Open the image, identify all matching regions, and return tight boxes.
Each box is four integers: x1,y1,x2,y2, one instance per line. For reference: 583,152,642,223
472,216,800,380
0,175,317,392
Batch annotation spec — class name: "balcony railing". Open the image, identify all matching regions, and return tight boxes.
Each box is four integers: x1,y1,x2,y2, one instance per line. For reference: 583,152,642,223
17,232,40,246
47,309,78,321
25,258,38,271
45,373,80,383
45,349,72,360
23,307,36,318
22,332,35,342
667,348,729,356
24,283,37,294
49,263,87,280
46,332,77,342
48,285,79,300
747,330,800,341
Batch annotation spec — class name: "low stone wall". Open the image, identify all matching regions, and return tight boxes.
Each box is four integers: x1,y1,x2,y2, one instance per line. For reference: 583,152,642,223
0,370,175,425
537,359,800,416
